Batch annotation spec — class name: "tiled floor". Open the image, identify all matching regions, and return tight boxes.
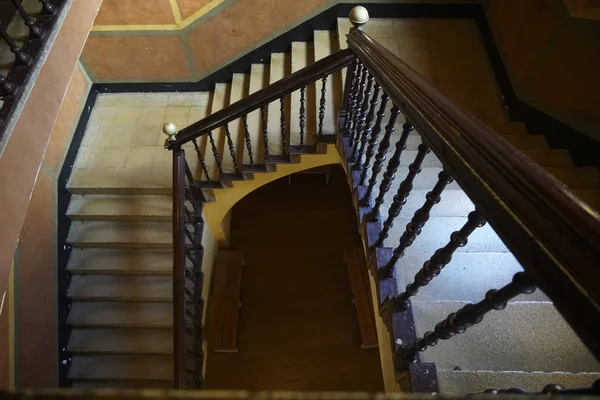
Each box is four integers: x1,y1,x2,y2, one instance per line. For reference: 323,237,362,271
74,92,210,171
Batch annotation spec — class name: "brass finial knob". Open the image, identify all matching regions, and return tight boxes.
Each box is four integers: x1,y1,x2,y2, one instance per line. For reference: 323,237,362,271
349,6,369,30
163,122,178,142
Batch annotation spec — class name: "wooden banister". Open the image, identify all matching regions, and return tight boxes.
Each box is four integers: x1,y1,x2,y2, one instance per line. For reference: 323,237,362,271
347,27,600,358
167,49,355,148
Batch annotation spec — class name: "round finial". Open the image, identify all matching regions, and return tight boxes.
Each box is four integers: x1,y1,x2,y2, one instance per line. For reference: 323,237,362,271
163,122,178,141
349,6,369,29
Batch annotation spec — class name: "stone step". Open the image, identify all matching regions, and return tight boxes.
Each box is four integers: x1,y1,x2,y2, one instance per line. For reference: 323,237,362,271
68,168,171,195
438,370,600,396
72,380,174,389
68,355,173,381
413,301,600,373
545,167,599,189
223,73,249,172
68,275,172,302
67,248,172,275
67,221,172,249
67,195,172,222
68,329,173,354
314,30,341,137
68,302,172,328
266,53,289,155
246,63,268,164
502,134,548,150
381,215,508,253
394,252,549,303
522,149,573,167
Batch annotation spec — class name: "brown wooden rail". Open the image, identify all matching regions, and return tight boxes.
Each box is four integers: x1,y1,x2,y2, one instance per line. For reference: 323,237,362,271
166,49,355,148
347,27,600,358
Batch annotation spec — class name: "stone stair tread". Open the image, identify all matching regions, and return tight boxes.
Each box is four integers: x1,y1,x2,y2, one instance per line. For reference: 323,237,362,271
67,221,172,248
438,370,600,396
68,328,173,354
68,168,172,195
68,302,172,328
413,301,600,373
67,195,172,221
395,252,549,303
68,355,173,381
544,167,599,189
67,248,173,275
68,275,172,302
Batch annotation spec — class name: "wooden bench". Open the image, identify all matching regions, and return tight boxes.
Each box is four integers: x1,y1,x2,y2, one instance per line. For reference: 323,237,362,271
207,250,244,352
344,247,378,348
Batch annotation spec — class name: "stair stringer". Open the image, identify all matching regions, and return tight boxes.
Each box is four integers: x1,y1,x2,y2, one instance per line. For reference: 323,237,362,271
202,143,342,244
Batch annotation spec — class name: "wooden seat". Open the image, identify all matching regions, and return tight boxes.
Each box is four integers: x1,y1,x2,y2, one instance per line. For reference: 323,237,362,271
207,250,244,352
344,247,378,348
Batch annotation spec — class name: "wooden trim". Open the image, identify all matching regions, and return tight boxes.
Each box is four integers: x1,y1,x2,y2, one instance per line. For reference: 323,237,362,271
347,28,600,359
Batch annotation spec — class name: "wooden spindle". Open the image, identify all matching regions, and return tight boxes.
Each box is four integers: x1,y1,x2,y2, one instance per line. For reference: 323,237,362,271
343,62,361,136
361,104,398,206
380,170,454,279
224,125,242,174
260,106,269,156
299,86,306,145
207,132,224,176
318,76,327,137
349,67,368,148
0,75,15,96
396,272,536,368
280,97,288,155
0,25,30,65
192,139,211,181
350,74,375,162
11,0,43,38
241,114,255,165
39,0,56,15
356,85,384,177
367,120,413,221
375,143,430,247
393,209,487,311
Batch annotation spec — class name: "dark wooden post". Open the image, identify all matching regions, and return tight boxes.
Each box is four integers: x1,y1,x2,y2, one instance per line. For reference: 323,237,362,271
359,92,389,185
242,114,255,165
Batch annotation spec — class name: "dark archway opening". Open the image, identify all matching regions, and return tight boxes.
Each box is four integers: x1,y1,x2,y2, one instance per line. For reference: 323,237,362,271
205,165,384,391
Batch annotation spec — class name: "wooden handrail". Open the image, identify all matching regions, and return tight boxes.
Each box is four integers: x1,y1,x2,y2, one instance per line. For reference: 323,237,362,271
347,28,600,358
167,49,355,148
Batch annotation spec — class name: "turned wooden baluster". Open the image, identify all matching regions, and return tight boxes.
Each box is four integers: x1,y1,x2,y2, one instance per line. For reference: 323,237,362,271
367,120,414,222
241,114,255,165
207,132,224,176
349,67,368,149
350,74,375,162
361,104,399,206
191,139,211,181
280,97,288,155
11,0,42,38
39,0,56,15
379,170,454,279
343,62,361,137
299,86,306,145
0,25,30,65
374,143,430,247
224,124,242,174
359,91,388,184
318,76,327,137
0,75,15,96
397,272,536,367
260,106,269,156
353,82,381,171
393,209,487,311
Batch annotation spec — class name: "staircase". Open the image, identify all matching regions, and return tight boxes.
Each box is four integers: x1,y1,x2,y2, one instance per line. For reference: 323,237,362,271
63,14,599,393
